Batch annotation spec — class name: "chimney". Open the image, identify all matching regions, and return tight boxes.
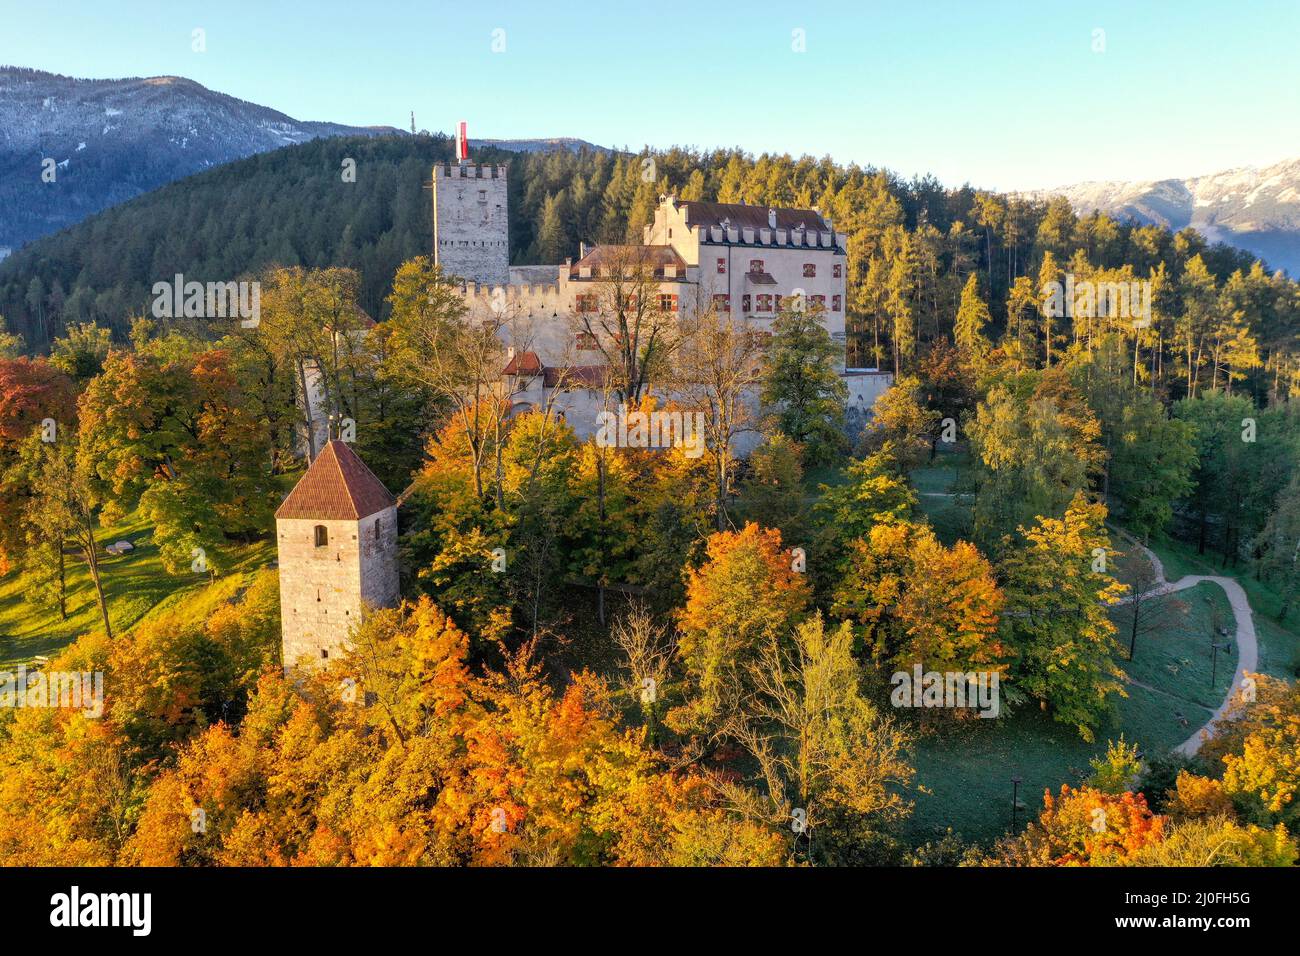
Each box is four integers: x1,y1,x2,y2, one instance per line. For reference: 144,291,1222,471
767,208,777,229
579,241,590,260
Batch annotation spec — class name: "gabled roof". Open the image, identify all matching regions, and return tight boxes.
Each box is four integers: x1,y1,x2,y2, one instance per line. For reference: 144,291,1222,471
503,350,544,375
543,364,610,389
680,200,831,234
569,244,686,279
275,440,396,521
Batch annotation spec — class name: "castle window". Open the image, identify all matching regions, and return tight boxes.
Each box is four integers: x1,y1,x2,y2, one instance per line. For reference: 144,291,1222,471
713,294,730,313
741,294,752,313
576,293,597,313
314,525,328,547
658,293,677,312
833,263,843,279
716,257,726,274
321,649,328,659
756,294,773,313
748,259,765,273
811,294,826,310
803,263,816,278
832,294,842,312
478,190,487,202
576,331,598,350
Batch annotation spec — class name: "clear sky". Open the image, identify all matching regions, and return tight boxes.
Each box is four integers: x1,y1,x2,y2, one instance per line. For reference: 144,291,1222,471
3,0,1298,191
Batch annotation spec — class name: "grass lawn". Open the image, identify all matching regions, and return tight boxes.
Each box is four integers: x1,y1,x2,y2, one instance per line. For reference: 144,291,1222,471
912,451,975,547
0,509,275,668
896,456,1299,848
905,575,1236,849
1145,534,1300,680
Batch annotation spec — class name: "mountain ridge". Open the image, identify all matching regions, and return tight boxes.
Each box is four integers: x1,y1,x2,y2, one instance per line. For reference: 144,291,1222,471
1024,156,1300,276
0,66,406,252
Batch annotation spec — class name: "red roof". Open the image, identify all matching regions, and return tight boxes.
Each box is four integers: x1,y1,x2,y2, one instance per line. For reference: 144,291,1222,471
503,350,543,375
543,365,610,389
568,244,686,279
275,440,396,521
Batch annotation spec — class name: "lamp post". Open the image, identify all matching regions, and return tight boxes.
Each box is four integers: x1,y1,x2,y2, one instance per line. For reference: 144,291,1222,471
1211,641,1231,688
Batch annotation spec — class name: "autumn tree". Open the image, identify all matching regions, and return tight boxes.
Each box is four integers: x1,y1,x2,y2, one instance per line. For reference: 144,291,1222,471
731,614,915,865
998,495,1127,741
671,305,761,529
0,356,76,573
968,370,1104,552
385,256,519,502
17,433,113,638
832,520,1005,676
953,273,991,355
571,245,679,404
674,523,810,729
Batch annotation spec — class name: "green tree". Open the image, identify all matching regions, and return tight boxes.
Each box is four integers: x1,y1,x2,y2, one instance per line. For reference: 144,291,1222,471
998,495,1127,741
759,306,847,465
733,614,915,865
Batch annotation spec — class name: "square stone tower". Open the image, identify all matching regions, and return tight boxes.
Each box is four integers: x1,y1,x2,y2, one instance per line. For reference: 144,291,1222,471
433,157,510,286
275,440,400,669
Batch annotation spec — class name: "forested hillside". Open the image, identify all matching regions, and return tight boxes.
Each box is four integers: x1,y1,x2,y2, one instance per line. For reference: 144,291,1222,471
0,67,401,253
3,133,1294,406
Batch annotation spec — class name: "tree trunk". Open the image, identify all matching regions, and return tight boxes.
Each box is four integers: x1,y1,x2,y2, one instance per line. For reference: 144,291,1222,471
57,541,67,620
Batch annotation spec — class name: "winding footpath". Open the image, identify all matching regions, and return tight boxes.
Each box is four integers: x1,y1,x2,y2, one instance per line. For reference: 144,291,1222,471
1111,532,1258,757
918,484,1259,756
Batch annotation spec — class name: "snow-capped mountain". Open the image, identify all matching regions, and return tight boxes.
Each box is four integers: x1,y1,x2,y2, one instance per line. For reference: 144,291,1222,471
1026,157,1300,276
0,66,402,250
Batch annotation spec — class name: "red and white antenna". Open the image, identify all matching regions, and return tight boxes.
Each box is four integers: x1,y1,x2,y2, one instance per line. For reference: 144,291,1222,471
456,120,469,163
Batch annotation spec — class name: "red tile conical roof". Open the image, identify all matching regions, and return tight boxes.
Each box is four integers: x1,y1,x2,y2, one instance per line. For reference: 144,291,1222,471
275,440,396,521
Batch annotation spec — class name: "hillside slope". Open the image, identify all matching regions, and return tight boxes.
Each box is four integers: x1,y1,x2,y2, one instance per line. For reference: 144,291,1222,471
0,66,402,253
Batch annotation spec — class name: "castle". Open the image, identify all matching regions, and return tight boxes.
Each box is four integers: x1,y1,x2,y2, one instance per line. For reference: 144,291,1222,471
278,124,892,667
435,131,890,446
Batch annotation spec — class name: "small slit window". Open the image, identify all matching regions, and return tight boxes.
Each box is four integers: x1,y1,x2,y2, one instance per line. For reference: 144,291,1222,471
314,525,328,547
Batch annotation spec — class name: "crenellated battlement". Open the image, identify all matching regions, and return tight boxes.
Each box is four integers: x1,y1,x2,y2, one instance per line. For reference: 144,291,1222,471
435,162,508,179
460,280,567,316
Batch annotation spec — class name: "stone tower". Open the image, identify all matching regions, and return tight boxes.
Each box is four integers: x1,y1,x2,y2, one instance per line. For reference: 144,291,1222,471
275,440,400,668
432,124,509,286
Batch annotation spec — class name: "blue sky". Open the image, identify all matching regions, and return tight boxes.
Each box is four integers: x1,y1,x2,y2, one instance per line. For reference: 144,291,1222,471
3,0,1298,191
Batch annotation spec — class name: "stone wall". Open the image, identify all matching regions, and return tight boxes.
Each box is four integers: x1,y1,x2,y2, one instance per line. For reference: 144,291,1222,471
277,507,399,669
433,162,509,286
